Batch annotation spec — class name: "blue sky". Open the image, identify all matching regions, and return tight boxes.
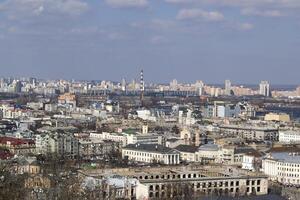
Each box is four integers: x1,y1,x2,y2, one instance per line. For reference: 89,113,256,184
0,0,299,84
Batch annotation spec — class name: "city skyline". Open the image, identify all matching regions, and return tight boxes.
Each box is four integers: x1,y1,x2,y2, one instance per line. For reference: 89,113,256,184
0,0,300,84
0,75,299,88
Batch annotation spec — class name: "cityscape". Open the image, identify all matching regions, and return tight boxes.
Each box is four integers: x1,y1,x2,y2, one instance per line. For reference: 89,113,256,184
1,0,300,200
0,73,300,200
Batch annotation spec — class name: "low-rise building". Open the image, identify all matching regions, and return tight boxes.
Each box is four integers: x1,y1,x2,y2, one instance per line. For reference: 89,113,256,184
242,151,264,171
279,130,300,143
0,136,35,155
90,132,127,146
126,133,164,146
262,151,300,185
79,138,120,159
80,165,269,199
175,145,199,162
264,113,290,122
35,132,79,158
219,124,278,141
196,144,220,163
122,144,180,165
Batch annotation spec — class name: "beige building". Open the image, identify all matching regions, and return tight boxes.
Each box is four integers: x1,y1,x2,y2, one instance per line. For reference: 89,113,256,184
264,113,290,122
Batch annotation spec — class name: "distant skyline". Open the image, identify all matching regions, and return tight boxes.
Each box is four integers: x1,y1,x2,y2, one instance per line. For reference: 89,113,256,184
0,0,300,84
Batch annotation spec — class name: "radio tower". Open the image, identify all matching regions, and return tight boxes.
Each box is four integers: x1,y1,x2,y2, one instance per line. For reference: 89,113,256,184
140,69,145,106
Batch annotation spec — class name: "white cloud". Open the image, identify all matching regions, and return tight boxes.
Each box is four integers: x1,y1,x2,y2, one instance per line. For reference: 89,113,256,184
238,23,254,30
177,9,224,21
241,8,283,17
105,0,148,8
165,0,194,4
0,0,88,19
165,0,300,8
150,35,168,44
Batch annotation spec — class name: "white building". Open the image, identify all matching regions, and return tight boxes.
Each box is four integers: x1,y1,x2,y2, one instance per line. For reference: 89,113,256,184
196,144,220,163
175,145,199,162
279,130,300,144
259,81,270,97
242,152,264,171
90,132,127,146
35,132,79,158
126,134,164,146
136,110,156,122
262,152,300,185
122,144,180,165
225,80,231,96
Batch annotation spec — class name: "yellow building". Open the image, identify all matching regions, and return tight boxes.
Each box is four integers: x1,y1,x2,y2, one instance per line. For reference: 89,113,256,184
264,113,290,122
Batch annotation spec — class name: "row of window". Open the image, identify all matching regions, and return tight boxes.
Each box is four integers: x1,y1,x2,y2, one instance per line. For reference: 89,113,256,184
148,186,261,198
279,173,300,178
139,173,204,180
278,162,300,168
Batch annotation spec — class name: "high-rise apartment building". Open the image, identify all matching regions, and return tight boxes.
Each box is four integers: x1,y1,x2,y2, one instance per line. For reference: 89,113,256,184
195,80,204,96
259,81,271,97
225,80,231,96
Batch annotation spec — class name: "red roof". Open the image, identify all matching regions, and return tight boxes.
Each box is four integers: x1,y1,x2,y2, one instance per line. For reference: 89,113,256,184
0,149,13,160
0,137,35,146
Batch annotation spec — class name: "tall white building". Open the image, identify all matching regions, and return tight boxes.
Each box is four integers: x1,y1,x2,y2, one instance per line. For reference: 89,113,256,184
225,80,231,96
170,79,178,90
121,78,126,92
195,80,204,96
259,81,270,97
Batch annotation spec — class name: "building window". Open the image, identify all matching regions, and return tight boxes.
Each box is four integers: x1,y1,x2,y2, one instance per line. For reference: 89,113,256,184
149,192,153,197
257,187,261,192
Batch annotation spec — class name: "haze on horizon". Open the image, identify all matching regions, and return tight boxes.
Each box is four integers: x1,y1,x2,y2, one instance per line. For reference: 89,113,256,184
0,0,299,85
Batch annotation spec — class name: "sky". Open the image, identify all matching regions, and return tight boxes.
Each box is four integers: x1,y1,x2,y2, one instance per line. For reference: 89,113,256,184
0,0,299,85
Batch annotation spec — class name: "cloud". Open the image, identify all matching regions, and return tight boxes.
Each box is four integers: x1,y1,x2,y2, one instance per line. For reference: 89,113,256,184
238,23,254,31
177,9,224,21
241,8,283,17
150,35,168,44
0,0,88,20
165,0,300,8
130,19,178,32
105,0,148,8
165,0,194,4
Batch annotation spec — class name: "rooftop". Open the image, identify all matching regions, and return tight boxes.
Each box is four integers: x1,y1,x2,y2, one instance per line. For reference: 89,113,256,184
268,152,300,164
175,145,199,153
0,137,34,146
